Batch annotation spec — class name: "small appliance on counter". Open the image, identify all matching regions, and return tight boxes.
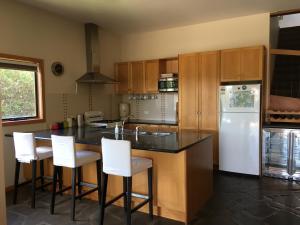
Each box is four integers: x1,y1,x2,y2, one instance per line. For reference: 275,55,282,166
158,73,178,92
84,111,121,128
263,126,300,181
119,103,130,120
219,84,261,176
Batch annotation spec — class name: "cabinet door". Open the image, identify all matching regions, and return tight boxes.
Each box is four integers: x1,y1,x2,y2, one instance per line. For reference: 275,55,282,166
179,53,199,130
241,46,264,81
131,61,145,94
220,49,241,82
200,51,220,130
145,60,160,93
200,51,220,165
116,62,131,94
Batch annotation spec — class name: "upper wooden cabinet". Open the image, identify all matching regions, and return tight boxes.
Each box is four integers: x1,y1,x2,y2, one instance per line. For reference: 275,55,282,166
220,46,264,82
116,57,178,94
145,60,160,93
116,62,131,94
130,61,145,94
241,46,264,81
220,49,241,82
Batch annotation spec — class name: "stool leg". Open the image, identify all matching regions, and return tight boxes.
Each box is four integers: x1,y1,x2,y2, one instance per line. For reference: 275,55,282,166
77,167,82,200
40,160,45,191
123,177,127,212
13,159,20,204
58,167,63,195
96,160,101,205
50,165,58,214
71,168,77,221
148,167,153,218
100,172,108,225
31,160,37,208
126,177,132,225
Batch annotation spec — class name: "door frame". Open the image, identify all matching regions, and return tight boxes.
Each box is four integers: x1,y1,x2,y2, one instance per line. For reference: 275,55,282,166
0,107,7,224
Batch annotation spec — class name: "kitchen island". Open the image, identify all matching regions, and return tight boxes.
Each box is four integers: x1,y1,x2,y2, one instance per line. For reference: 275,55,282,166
19,127,213,224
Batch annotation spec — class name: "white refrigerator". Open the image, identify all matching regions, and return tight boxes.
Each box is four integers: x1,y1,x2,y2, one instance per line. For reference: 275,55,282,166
219,84,261,175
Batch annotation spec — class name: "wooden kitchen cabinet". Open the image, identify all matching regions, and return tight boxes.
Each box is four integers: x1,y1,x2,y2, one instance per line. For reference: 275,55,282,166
220,46,264,82
145,60,160,93
179,51,220,165
179,53,199,130
200,51,220,130
220,49,241,82
116,62,131,94
240,46,264,81
130,61,145,94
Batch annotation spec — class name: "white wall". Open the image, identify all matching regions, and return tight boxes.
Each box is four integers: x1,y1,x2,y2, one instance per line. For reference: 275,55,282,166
0,1,121,187
120,13,270,61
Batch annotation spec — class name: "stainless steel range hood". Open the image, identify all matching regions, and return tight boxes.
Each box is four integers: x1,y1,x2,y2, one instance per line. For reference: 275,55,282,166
76,23,118,84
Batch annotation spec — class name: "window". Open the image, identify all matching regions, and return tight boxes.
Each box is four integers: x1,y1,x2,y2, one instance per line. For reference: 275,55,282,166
0,54,45,126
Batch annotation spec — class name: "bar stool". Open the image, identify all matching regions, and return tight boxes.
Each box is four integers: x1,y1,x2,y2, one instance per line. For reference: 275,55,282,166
50,135,101,221
13,132,55,208
100,137,153,225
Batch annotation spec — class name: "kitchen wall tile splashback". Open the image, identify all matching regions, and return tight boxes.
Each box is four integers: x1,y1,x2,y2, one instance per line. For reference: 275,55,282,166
122,93,178,121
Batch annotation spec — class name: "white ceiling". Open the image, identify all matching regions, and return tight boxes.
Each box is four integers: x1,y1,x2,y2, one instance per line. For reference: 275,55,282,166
17,0,300,33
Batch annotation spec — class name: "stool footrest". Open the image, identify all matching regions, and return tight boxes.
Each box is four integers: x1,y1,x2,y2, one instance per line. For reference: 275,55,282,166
56,186,72,195
36,181,53,190
105,193,125,207
76,187,98,199
131,199,150,213
79,181,97,189
132,193,149,200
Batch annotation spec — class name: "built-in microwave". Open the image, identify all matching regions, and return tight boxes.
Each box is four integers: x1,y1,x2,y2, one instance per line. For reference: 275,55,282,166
158,76,178,92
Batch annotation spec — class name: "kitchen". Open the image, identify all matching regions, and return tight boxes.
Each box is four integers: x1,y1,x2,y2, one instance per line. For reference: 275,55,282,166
1,1,300,225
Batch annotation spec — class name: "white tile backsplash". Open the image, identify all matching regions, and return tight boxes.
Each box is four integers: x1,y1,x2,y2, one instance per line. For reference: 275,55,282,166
122,93,178,121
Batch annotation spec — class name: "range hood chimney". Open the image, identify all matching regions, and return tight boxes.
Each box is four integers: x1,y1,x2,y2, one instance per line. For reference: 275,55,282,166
76,23,118,84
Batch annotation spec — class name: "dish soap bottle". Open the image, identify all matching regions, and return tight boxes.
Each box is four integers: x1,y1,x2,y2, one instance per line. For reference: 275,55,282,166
114,123,119,134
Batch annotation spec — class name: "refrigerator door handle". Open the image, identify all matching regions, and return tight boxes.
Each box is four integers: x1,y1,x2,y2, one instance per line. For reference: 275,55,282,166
288,132,295,176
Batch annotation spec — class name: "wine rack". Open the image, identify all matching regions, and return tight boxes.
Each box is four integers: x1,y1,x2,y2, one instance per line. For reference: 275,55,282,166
266,110,300,123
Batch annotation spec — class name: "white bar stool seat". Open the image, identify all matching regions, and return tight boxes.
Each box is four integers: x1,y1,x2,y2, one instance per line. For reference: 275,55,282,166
35,147,53,161
100,137,153,225
50,135,101,221
131,157,152,175
13,132,55,208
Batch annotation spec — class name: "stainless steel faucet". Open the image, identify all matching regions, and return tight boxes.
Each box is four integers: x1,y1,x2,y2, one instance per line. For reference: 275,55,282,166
135,126,141,135
121,116,130,133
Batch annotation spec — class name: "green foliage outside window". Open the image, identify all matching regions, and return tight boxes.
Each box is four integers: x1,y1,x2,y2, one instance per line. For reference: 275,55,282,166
0,68,37,120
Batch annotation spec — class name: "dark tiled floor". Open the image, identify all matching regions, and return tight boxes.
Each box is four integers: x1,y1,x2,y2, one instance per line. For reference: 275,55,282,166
6,173,300,225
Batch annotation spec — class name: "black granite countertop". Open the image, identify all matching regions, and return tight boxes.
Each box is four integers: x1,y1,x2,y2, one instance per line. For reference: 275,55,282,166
127,119,178,126
263,122,300,129
6,127,211,153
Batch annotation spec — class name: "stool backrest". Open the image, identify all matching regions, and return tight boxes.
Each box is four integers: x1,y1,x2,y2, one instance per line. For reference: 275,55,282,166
13,132,36,162
101,137,132,177
51,135,76,168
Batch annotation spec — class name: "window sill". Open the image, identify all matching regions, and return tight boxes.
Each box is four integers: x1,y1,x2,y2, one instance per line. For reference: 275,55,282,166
2,118,45,127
